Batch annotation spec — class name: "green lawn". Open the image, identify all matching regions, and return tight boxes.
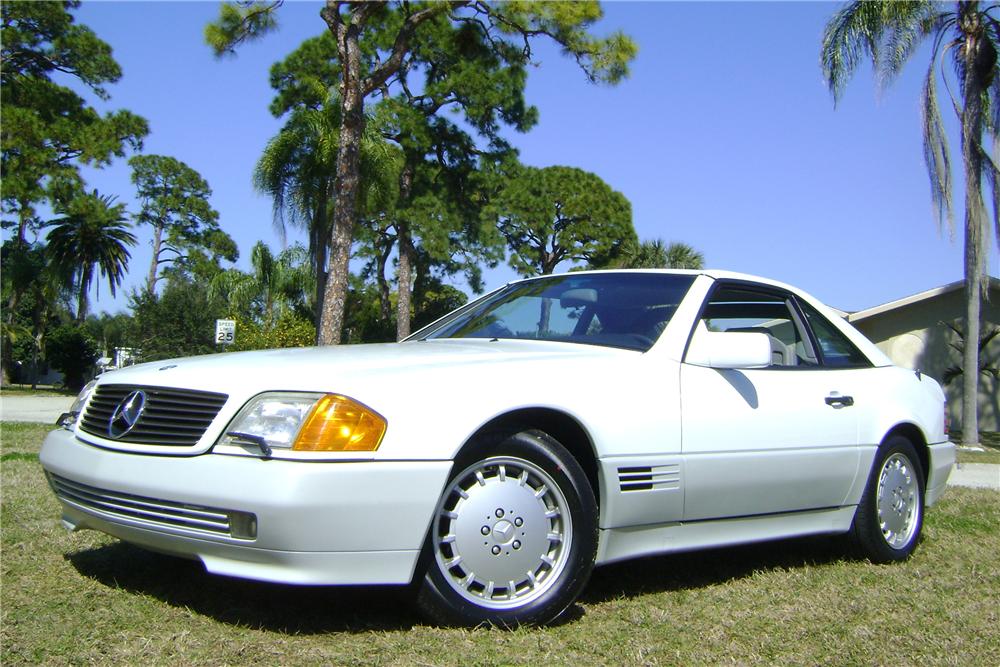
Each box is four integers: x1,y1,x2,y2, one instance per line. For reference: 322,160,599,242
0,385,75,397
958,431,1000,464
2,422,998,665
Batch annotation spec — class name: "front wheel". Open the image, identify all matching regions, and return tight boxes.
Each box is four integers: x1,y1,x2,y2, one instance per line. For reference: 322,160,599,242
415,429,598,627
851,436,925,563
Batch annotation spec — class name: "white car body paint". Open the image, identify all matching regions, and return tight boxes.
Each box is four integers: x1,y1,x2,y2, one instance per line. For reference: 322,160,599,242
40,269,953,588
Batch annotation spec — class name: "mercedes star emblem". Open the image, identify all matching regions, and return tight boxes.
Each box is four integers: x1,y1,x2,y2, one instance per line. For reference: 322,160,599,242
108,390,147,439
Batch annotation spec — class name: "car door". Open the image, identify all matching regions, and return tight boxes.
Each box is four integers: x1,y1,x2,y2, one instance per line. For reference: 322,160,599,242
680,282,868,521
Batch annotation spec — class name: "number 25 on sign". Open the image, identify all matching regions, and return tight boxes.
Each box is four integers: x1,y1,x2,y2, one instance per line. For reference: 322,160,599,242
215,319,236,345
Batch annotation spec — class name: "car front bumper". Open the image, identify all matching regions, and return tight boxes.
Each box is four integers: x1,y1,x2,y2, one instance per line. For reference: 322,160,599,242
40,428,452,585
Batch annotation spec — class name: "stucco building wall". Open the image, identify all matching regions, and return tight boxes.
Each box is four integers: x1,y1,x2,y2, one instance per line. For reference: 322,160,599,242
849,286,1000,432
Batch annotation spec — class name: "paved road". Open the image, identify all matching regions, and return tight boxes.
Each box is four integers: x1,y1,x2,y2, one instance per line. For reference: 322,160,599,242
0,395,74,424
2,395,999,491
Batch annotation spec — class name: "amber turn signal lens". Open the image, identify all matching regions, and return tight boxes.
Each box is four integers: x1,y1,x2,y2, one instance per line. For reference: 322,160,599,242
292,394,387,452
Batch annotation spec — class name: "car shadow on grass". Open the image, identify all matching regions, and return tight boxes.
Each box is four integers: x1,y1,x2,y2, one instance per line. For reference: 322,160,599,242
581,534,856,606
66,534,857,633
65,541,421,634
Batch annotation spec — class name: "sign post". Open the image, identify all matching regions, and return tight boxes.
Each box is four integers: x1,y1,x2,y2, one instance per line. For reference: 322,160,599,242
215,319,236,346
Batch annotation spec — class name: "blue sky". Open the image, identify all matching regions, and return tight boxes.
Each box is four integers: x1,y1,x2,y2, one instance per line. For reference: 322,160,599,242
14,1,1000,314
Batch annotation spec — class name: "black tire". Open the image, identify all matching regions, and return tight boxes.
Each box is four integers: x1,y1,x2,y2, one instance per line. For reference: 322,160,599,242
851,435,925,563
415,429,598,627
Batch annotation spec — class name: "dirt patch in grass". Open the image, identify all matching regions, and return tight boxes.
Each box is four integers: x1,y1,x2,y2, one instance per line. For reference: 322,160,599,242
2,426,998,665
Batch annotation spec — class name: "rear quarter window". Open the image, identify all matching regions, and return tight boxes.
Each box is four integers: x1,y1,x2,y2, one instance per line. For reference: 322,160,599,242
798,300,870,368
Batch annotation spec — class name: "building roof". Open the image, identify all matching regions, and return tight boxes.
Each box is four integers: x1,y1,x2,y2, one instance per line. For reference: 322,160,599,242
848,277,1000,323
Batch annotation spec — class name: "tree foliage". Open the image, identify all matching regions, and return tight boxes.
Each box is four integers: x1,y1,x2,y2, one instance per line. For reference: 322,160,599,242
130,154,236,295
207,0,637,345
227,312,316,352
83,312,133,358
129,279,228,362
822,1,1000,445
263,12,531,340
253,86,400,339
487,165,635,276
45,190,136,322
209,242,315,325
341,271,467,344
606,239,705,270
1,0,148,242
366,8,547,340
45,323,97,391
0,240,70,384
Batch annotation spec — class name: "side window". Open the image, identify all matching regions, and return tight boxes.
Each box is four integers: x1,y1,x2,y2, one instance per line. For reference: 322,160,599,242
797,300,870,368
700,285,818,367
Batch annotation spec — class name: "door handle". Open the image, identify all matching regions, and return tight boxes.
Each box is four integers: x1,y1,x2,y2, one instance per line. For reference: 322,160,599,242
825,395,854,407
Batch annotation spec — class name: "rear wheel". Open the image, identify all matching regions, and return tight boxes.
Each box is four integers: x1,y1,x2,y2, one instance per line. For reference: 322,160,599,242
415,429,598,627
851,436,925,562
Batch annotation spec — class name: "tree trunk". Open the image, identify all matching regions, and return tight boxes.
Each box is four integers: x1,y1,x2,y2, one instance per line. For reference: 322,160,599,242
318,7,367,345
376,237,392,324
310,223,328,344
30,335,39,391
961,216,983,447
77,266,91,323
16,202,31,244
318,103,363,345
960,13,984,447
146,224,163,296
395,163,416,341
316,1,446,344
396,227,415,341
1,343,11,387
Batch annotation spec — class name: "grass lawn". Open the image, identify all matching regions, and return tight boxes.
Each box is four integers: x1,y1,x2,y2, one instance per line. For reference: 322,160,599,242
2,422,998,665
0,385,74,397
960,431,1000,464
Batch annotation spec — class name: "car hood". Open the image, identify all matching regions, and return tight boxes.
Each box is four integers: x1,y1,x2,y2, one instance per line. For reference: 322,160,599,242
99,338,637,399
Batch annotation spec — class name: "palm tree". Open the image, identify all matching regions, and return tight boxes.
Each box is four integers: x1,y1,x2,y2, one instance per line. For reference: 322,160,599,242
209,242,315,325
822,1,1000,447
664,241,705,270
613,239,705,270
46,190,135,322
254,87,399,342
254,94,337,333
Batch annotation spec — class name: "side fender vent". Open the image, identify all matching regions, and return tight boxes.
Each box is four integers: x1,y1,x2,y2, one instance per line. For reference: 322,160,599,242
618,464,680,492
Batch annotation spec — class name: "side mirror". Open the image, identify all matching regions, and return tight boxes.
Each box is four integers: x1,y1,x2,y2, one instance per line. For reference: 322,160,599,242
686,330,771,369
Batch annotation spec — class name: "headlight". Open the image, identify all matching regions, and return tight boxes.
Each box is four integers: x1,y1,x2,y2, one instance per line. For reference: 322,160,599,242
59,380,98,429
220,392,387,455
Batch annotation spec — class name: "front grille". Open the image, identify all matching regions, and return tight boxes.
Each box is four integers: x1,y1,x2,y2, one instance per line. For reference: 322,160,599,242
48,473,255,539
80,384,228,447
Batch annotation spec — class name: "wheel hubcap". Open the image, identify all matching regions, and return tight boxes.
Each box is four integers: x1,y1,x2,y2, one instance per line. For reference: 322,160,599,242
432,456,572,609
876,452,920,549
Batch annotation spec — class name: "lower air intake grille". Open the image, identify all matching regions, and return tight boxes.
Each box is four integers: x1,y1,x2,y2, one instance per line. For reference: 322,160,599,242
48,473,255,539
80,384,228,447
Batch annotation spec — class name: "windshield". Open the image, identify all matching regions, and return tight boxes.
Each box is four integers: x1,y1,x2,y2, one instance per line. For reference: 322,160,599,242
417,273,696,352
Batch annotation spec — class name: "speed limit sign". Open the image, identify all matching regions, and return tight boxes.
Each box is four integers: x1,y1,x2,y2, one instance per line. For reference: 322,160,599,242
215,319,236,346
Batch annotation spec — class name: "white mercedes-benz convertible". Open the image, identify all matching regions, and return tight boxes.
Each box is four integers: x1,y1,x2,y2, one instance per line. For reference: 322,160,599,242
40,270,955,626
